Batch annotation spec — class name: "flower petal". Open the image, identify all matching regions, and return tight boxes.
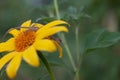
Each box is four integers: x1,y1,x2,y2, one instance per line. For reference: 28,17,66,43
23,46,40,67
20,20,31,31
8,28,20,37
0,38,15,52
6,53,22,79
21,20,31,27
36,26,68,39
31,23,43,28
0,51,17,70
34,39,56,52
53,41,63,58
36,20,68,34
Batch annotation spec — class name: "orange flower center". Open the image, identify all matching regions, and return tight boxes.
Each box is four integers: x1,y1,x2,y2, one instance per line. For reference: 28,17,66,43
15,30,36,52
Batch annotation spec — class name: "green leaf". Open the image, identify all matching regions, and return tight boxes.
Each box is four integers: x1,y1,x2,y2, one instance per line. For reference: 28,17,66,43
81,29,120,54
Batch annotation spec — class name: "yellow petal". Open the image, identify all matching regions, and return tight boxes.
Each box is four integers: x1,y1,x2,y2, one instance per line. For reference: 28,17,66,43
8,28,20,37
0,51,17,70
37,20,68,34
34,39,56,52
21,20,31,27
31,23,43,28
0,38,15,52
53,41,63,58
23,46,39,67
20,20,31,31
36,26,68,39
6,53,22,79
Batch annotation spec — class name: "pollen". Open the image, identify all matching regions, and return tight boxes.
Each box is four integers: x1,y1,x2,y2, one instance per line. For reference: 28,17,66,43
15,30,36,52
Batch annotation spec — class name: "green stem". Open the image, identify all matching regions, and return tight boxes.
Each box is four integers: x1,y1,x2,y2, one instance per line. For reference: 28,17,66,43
74,70,79,80
61,34,77,72
53,0,60,19
38,51,56,80
75,27,80,80
0,68,7,80
75,27,79,63
53,0,77,72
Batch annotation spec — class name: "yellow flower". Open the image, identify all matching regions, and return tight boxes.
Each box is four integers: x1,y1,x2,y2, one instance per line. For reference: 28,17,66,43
0,20,68,79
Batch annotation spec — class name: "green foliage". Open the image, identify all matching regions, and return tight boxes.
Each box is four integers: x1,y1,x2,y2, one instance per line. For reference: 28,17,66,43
81,29,120,54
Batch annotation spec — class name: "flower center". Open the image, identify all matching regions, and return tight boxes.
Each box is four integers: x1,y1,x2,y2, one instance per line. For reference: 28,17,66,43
15,30,36,52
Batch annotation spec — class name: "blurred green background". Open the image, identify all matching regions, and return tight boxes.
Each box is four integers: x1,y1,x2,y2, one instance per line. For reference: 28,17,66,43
0,0,120,80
